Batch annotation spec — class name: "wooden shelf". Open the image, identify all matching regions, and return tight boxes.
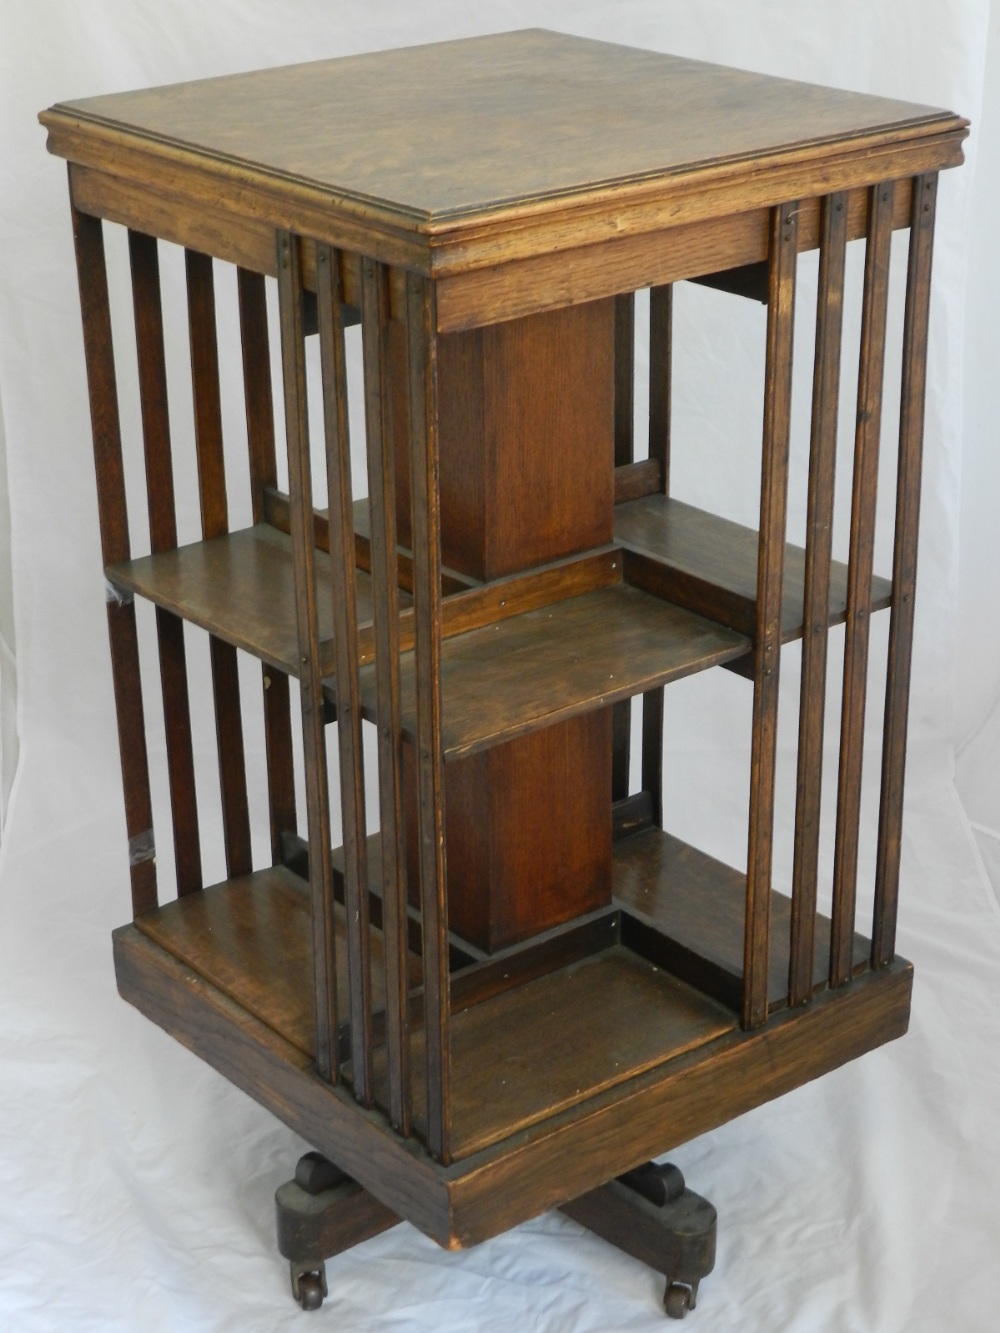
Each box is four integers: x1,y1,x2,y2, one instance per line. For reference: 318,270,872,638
376,944,735,1160
106,524,385,676
614,495,893,641
353,583,749,760
134,865,421,1057
612,827,870,1012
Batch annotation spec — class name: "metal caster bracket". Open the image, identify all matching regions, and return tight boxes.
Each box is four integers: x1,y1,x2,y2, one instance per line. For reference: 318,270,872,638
560,1161,717,1319
275,1152,400,1311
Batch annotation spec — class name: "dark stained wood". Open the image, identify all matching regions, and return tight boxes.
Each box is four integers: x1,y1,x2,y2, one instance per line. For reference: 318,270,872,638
128,229,202,897
613,828,869,1012
67,158,934,335
830,182,895,987
237,267,278,521
445,960,912,1247
133,865,417,1057
406,271,452,1163
357,254,399,1115
648,284,672,497
446,909,620,1012
873,173,938,968
407,714,613,954
394,300,615,582
641,688,664,829
45,31,966,292
185,248,253,878
107,525,377,676
237,265,297,862
71,202,157,917
432,169,937,330
277,230,338,1082
614,292,635,467
612,791,655,841
56,35,957,1284
690,260,769,303
614,458,662,503
611,699,632,803
110,527,622,682
359,584,749,761
789,193,848,1005
745,203,797,1030
264,488,477,598
615,496,892,642
374,945,735,1160
113,922,911,1249
611,292,636,804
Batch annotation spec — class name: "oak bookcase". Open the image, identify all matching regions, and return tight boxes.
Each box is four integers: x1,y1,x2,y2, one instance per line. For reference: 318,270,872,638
41,30,967,1316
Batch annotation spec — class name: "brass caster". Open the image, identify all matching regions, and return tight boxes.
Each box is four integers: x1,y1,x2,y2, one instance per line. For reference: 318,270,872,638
664,1280,694,1319
290,1260,328,1311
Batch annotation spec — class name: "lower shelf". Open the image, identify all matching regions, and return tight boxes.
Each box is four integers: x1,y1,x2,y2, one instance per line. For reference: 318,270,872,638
612,828,870,1012
115,922,913,1248
130,825,871,1163
135,866,422,1058
374,945,735,1159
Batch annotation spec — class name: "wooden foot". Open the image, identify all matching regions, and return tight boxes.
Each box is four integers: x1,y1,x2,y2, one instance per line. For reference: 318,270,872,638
559,1161,717,1319
275,1151,400,1310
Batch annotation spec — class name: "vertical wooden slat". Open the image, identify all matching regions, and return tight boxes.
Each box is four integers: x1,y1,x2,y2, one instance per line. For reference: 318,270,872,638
237,266,297,864
641,688,664,829
642,282,673,824
872,173,938,969
612,292,636,801
326,251,381,1114
129,230,202,898
744,202,798,1030
788,193,848,1005
613,292,635,468
648,283,672,496
406,271,451,1164
276,231,338,1082
185,249,253,879
71,201,157,917
830,182,895,987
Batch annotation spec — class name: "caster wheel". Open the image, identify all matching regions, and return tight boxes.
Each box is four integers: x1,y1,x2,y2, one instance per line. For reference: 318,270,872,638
298,1271,325,1311
664,1282,692,1319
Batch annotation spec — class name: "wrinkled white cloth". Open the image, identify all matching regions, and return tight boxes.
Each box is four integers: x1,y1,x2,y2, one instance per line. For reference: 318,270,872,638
1,3,999,1330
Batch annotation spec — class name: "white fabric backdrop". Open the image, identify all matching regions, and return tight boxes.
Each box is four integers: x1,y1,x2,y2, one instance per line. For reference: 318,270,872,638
1,3,998,1330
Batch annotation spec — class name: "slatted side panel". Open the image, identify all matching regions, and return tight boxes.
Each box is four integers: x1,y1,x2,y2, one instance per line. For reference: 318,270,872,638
829,183,895,988
276,231,339,1082
129,231,203,897
744,203,798,1030
873,173,939,968
329,249,405,1117
185,249,253,880
406,272,452,1164
237,266,297,864
71,202,158,917
787,194,848,1005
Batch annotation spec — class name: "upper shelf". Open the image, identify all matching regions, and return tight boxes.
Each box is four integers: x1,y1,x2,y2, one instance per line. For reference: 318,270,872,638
353,582,749,760
106,524,389,677
615,495,892,643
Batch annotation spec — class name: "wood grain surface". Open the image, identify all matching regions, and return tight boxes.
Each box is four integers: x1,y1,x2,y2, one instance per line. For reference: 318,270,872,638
358,583,749,759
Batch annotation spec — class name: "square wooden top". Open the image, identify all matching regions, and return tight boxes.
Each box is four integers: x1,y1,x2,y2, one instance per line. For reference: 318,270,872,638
44,30,962,224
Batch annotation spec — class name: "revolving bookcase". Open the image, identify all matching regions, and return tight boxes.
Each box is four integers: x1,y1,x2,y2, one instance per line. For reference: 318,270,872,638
41,31,967,1317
